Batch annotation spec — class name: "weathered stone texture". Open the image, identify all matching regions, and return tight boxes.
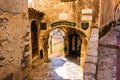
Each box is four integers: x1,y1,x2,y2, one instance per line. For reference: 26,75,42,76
87,49,98,57
97,47,117,80
84,74,95,80
97,27,118,80
0,0,29,80
0,13,29,80
0,0,28,13
29,0,99,27
100,0,115,30
85,63,96,74
88,41,98,49
99,31,117,46
86,56,97,63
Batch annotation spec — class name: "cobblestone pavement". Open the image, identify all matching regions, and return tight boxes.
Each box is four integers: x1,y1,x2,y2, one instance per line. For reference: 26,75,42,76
30,56,83,80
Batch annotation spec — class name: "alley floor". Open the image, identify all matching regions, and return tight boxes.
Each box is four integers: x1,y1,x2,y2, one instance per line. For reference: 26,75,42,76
30,56,83,80
30,30,83,80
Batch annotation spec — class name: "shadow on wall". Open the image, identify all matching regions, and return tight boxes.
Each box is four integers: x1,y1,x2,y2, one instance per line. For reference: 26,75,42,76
1,73,13,80
99,21,116,39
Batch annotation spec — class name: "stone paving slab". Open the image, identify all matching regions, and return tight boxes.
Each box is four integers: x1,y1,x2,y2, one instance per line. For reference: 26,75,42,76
30,57,83,80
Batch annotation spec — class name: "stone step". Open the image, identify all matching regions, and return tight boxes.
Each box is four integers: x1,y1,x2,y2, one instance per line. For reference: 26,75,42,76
32,60,44,69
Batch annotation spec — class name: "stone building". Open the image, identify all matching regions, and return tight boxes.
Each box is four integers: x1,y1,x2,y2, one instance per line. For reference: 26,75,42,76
97,0,119,80
0,0,29,80
0,0,119,80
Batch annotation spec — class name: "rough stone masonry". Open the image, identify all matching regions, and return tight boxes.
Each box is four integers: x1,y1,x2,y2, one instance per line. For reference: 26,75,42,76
0,0,30,80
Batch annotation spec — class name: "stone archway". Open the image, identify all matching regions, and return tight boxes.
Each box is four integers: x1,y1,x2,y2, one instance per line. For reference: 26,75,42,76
68,29,82,58
40,26,87,68
48,28,65,58
31,20,39,60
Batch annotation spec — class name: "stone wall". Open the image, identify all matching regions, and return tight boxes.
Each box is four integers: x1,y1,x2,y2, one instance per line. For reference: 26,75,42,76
99,0,115,30
0,0,29,80
97,27,118,80
28,0,99,27
29,0,78,26
97,0,118,79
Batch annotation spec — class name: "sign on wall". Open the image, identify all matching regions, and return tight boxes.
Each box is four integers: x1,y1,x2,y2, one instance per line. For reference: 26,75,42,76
81,9,92,14
81,8,92,21
59,13,68,20
81,22,89,30
81,8,92,30
81,16,92,21
51,21,76,27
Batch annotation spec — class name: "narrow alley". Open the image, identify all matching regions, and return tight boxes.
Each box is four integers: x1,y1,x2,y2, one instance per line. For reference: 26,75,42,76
30,56,83,80
0,0,120,80
30,29,83,80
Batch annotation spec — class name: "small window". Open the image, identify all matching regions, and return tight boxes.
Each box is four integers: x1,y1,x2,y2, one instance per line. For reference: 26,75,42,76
40,50,43,59
40,22,47,30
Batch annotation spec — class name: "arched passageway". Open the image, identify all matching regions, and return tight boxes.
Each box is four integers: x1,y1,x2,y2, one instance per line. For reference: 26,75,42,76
68,29,82,59
40,26,87,66
31,20,39,59
30,26,87,80
48,28,65,58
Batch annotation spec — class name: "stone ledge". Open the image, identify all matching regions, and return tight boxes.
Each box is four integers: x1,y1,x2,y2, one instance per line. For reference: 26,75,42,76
99,43,120,49
87,49,98,57
88,41,98,49
84,63,96,74
86,56,98,63
84,74,95,80
91,28,99,34
89,36,99,41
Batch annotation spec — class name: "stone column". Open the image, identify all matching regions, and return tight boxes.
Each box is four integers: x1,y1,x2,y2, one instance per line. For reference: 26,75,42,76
0,0,29,80
80,39,88,69
64,36,69,56
84,28,99,80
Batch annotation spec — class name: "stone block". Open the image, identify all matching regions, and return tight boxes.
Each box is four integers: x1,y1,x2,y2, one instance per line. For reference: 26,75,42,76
87,49,98,57
89,36,99,41
91,28,99,34
86,56,98,63
84,74,95,80
84,63,96,74
91,33,99,37
88,41,98,49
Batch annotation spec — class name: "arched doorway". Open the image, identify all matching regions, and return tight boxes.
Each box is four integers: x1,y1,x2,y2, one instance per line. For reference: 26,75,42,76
31,20,39,59
68,29,82,58
48,28,65,58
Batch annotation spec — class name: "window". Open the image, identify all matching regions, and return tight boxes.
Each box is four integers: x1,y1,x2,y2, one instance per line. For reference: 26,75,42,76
40,22,47,30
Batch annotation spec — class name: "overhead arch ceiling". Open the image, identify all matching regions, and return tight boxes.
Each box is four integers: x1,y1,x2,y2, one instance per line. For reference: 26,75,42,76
40,26,87,40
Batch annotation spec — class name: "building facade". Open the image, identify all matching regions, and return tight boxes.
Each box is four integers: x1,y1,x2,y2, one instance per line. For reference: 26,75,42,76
0,0,119,80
